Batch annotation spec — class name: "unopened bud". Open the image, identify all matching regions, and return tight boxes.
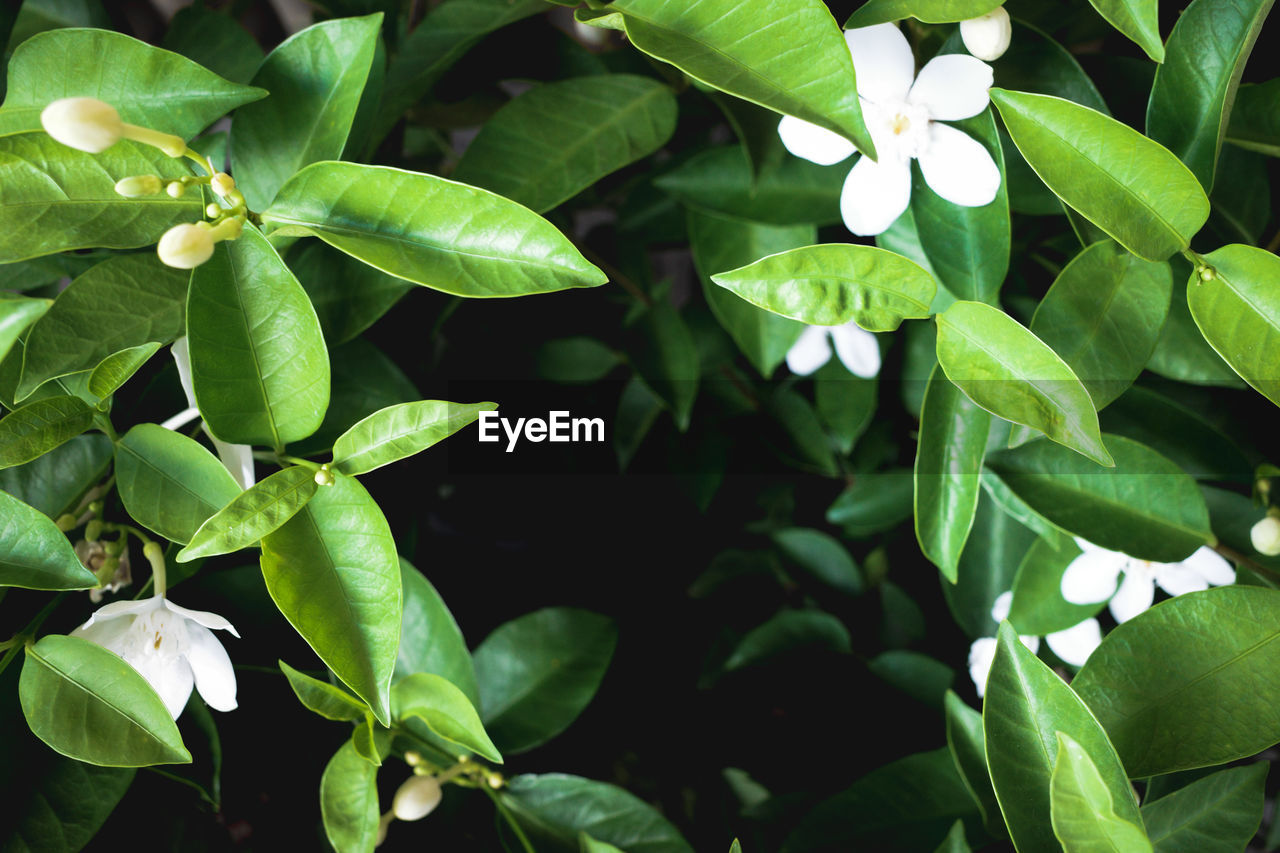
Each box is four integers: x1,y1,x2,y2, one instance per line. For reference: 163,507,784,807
1198,265,1216,281
40,97,123,153
55,513,79,532
315,464,336,486
211,172,237,197
206,203,222,218
84,519,103,542
115,175,163,197
1251,514,1280,556
404,750,424,767
166,181,186,199
392,775,442,821
960,6,1012,61
157,222,215,269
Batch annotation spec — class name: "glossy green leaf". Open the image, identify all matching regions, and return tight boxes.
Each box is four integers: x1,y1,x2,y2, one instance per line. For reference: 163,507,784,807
944,691,1004,838
630,296,699,431
177,466,318,562
1186,244,1280,408
711,244,935,332
289,240,411,346
0,490,95,589
724,609,852,672
473,608,617,755
1148,263,1244,387
351,713,384,767
160,2,264,84
767,387,839,477
0,395,93,469
1146,0,1273,189
261,161,607,297
19,635,191,767
935,301,1110,467
1085,0,1164,61
392,672,501,763
187,224,329,448
599,0,874,157
827,469,915,538
114,423,241,545
1008,537,1104,635
1100,385,1252,482
945,491,1037,638
454,74,677,213
1225,79,1280,157
1141,763,1266,852
1074,586,1280,776
0,297,48,366
771,528,862,595
1050,733,1153,853
869,650,954,708
0,27,264,138
990,89,1209,262
232,15,381,210
332,400,495,476
0,135,199,264
86,341,161,400
916,367,992,583
396,557,480,705
260,472,400,725
846,0,1001,25
983,623,1140,853
582,833,627,853
0,431,111,518
279,660,366,722
933,820,973,853
319,740,379,853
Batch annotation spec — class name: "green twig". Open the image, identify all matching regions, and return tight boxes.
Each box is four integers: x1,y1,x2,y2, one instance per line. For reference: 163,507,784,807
483,784,536,853
0,593,67,677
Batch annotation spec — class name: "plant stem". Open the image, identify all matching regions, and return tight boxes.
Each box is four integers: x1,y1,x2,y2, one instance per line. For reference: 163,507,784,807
0,593,67,677
581,246,651,306
483,785,536,853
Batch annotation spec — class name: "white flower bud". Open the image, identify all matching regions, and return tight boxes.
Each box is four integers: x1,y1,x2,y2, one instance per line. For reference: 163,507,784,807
206,203,222,218
960,6,1012,62
392,775,442,821
166,181,186,199
211,172,237,197
115,175,163,197
1251,515,1280,556
40,97,124,153
157,222,215,269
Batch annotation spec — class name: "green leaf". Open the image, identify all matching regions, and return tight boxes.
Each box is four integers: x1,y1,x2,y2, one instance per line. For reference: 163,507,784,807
16,254,188,401
766,387,839,477
944,491,1037,638
711,244,935,332
473,608,617,755
983,623,1141,853
0,297,48,365
536,337,620,384
1050,733,1154,853
392,672,501,764
771,528,862,595
599,0,874,157
0,490,95,589
814,360,877,454
187,224,329,448
986,435,1213,562
396,557,480,706
990,89,1209,262
846,0,1002,26
160,2,264,85
86,341,161,400
1225,79,1280,157
1008,537,1104,635
630,296,699,431
582,833,627,853
289,240,411,346
1100,385,1252,482
869,650,954,709
261,161,607,297
177,466,318,562
932,820,973,853
0,395,93,470
0,134,201,263
0,432,112,518
319,740,379,853
0,27,265,138
19,635,191,767
1148,262,1244,387
351,713,384,767
915,367,992,583
944,691,1004,838
1073,586,1280,776
1186,244,1280,408
260,472,399,725
454,74,677,213
724,609,852,672
1084,0,1164,61
279,660,366,722
934,301,1110,466
1147,0,1273,189
827,469,915,538
1141,764,1266,852
332,400,496,476
114,423,241,546
232,15,382,210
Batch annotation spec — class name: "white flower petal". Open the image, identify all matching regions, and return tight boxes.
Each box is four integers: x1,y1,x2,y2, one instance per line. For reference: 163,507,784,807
908,54,993,120
1180,546,1235,586
917,123,1000,207
1109,570,1155,623
1045,618,1103,667
170,337,197,408
845,24,916,105
164,598,240,638
968,637,997,697
130,652,195,719
786,326,834,376
210,434,256,489
1153,562,1211,597
160,406,202,432
990,590,1014,622
778,115,856,166
75,595,162,631
959,7,1012,62
1060,549,1126,604
840,153,913,236
1021,634,1040,654
186,623,238,712
830,323,882,378
1074,536,1107,554
71,618,131,655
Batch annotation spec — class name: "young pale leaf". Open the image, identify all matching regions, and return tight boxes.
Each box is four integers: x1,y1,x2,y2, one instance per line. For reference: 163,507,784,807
1008,537,1103,635
986,435,1213,563
597,0,874,157
934,301,1110,467
1050,733,1153,852
332,400,496,476
177,466,318,562
259,473,400,725
582,834,626,853
1225,80,1280,157
19,635,191,767
351,713,384,767
711,244,935,332
990,89,1209,262
943,691,1004,838
232,15,382,210
86,342,162,400
1146,0,1273,189
1085,0,1164,61
1186,244,1280,408
1074,586,1280,776
0,432,112,518
391,672,502,764
279,660,366,722
454,74,678,213
319,740,379,853
261,162,607,297
983,623,1140,853
0,28,265,138
473,608,617,755
397,558,480,705
0,396,94,470
846,0,1002,25
188,224,329,448
1140,764,1266,852
0,297,48,365
0,490,96,589
915,367,992,583
114,423,241,545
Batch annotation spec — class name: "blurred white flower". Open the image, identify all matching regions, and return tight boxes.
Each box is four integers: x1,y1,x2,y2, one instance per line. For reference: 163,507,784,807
1251,514,1280,556
1060,537,1235,623
40,97,124,153
967,590,1103,696
786,321,881,378
392,774,442,821
166,337,255,489
960,6,1012,61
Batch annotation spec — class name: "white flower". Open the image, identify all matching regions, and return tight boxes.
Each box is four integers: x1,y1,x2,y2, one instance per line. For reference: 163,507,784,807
40,97,124,153
1060,537,1235,623
71,595,238,718
967,590,1103,696
777,23,1000,237
167,337,256,489
786,321,881,377
1251,515,1280,556
392,774,443,821
960,6,1012,61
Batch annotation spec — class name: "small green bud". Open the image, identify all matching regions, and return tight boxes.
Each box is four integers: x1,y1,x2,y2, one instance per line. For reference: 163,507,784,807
315,464,336,486
115,175,163,197
166,181,186,199
88,500,104,516
103,536,125,557
206,203,222,218
211,172,237,198
84,519,103,542
1198,265,1216,281
54,513,79,532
